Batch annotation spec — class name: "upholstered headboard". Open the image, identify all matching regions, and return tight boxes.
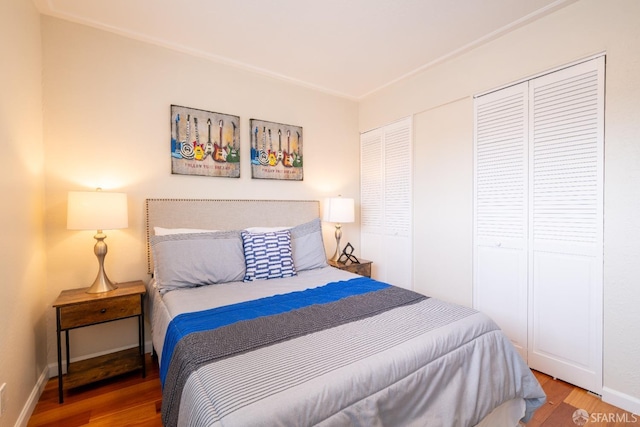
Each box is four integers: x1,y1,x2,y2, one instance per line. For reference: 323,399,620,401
145,198,320,274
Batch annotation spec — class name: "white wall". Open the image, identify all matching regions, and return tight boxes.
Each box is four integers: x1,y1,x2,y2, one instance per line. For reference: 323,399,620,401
360,0,640,412
41,17,360,369
0,1,48,426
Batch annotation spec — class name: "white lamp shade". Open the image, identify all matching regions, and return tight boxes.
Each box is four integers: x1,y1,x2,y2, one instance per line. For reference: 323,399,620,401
323,197,355,223
67,191,129,230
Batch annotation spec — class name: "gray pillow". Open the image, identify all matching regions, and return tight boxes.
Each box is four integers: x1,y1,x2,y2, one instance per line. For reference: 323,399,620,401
150,230,245,294
290,218,328,271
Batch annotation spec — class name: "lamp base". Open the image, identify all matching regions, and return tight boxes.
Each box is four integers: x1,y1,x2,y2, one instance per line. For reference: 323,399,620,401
329,223,343,263
86,231,118,294
86,273,118,294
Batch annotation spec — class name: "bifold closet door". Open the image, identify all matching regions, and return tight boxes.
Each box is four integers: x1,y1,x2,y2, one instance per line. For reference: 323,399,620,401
474,56,604,394
473,82,529,360
360,118,413,289
527,57,604,394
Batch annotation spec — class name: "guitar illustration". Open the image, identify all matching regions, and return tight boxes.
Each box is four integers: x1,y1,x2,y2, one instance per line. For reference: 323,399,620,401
171,114,183,158
180,114,195,160
258,127,269,166
267,128,277,166
292,131,303,167
251,126,260,165
193,117,204,160
213,120,227,162
226,122,240,163
276,129,284,164
203,119,214,159
282,129,293,167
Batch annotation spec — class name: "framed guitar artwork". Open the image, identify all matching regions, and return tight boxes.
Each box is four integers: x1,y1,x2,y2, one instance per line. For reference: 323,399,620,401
249,118,303,181
171,105,240,178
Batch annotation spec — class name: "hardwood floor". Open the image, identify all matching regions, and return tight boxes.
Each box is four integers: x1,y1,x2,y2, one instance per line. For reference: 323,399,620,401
28,356,638,426
28,354,162,427
527,371,639,427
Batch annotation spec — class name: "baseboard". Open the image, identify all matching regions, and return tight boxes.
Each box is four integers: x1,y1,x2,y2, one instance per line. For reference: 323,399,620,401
47,340,154,378
15,367,48,427
602,386,640,416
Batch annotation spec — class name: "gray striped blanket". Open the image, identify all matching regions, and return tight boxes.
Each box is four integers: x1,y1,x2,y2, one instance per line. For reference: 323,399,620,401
160,278,546,426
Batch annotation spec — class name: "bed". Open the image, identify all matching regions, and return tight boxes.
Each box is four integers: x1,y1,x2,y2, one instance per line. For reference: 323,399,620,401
145,198,545,427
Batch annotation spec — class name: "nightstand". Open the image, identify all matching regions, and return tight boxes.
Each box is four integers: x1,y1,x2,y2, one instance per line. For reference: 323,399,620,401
52,280,146,403
328,259,373,278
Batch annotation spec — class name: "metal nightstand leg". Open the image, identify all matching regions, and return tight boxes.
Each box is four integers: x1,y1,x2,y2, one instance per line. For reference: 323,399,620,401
56,308,63,403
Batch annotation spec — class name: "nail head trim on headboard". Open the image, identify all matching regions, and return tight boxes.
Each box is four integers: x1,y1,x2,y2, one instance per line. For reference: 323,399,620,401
145,198,320,274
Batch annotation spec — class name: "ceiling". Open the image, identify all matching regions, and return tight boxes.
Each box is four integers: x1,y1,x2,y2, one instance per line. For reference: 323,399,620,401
34,0,576,100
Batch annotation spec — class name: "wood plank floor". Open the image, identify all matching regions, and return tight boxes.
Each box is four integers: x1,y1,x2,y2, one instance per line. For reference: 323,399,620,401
28,356,639,426
527,371,639,427
29,354,162,427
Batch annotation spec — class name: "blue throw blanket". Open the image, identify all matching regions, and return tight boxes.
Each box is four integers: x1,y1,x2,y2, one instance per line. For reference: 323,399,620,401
160,277,391,386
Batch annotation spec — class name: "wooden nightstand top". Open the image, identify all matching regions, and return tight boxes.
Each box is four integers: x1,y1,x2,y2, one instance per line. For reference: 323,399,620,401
328,259,372,277
53,280,146,308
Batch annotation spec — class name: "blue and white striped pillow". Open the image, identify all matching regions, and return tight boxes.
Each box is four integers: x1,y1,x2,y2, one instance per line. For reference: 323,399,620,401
242,230,296,281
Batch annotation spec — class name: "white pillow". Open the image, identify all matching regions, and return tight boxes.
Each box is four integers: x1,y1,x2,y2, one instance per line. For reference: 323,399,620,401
244,226,290,233
154,226,217,236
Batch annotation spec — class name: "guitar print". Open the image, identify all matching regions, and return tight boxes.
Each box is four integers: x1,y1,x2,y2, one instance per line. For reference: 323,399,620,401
267,129,277,166
172,114,183,159
193,117,205,160
276,129,284,164
213,120,227,162
227,122,240,163
282,129,293,167
180,114,195,160
292,131,303,167
258,127,269,166
251,126,260,165
204,118,214,160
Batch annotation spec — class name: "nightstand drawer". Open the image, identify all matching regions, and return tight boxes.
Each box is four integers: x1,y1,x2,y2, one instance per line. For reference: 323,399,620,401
346,262,371,277
59,294,141,329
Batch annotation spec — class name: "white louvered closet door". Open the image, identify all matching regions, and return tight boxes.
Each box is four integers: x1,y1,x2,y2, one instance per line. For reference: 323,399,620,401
528,57,604,393
361,117,413,289
473,82,529,359
473,56,604,394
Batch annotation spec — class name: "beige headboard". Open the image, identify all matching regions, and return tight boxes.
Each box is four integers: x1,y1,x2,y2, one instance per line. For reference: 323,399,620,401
145,198,320,273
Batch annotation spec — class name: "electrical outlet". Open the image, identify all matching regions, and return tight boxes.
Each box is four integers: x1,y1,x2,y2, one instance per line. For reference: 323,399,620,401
0,382,6,417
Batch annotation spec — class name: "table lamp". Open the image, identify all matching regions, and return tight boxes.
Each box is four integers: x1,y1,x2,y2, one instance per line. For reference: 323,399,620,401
323,196,355,263
67,189,128,293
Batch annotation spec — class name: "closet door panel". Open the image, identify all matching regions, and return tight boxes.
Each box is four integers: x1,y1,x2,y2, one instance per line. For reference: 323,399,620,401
361,128,384,281
361,118,412,289
475,246,528,358
528,57,604,393
473,82,529,357
531,252,596,368
361,128,384,236
382,119,412,289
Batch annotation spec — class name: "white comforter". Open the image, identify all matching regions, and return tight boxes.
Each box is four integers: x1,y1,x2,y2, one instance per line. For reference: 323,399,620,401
148,267,545,427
